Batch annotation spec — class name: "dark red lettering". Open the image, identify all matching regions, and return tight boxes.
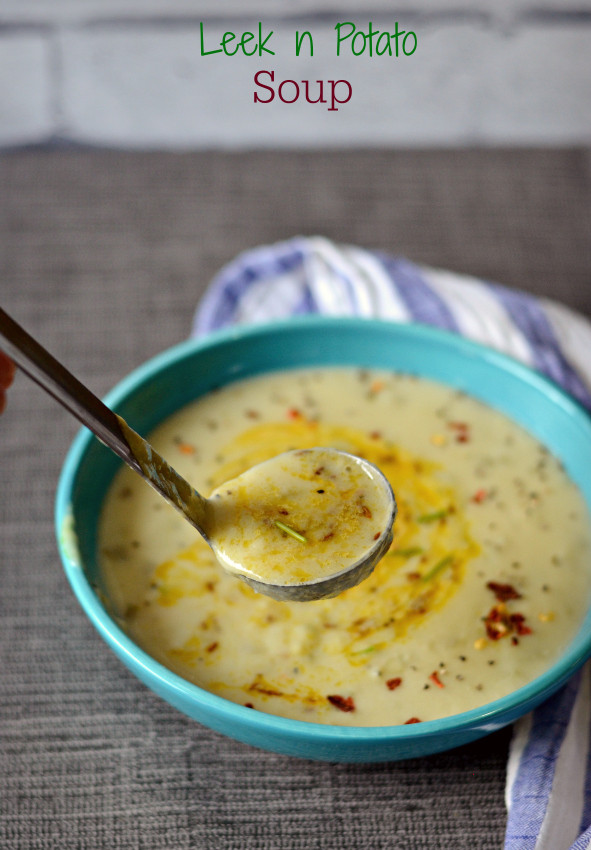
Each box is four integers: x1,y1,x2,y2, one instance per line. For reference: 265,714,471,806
302,79,326,105
328,80,352,112
254,70,275,104
278,79,300,104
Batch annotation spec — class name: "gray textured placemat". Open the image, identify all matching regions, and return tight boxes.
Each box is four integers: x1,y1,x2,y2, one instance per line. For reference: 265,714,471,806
1,148,590,850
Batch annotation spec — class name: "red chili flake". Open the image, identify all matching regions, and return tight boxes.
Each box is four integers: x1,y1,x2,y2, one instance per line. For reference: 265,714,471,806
484,605,532,641
178,442,196,455
407,572,421,582
511,637,519,646
484,606,508,640
510,613,533,636
322,531,335,542
327,695,356,713
360,505,373,519
370,430,382,440
278,508,289,516
373,532,381,540
386,677,402,691
487,581,522,602
205,581,217,592
314,466,325,475
244,703,255,709
429,671,445,689
245,409,260,419
287,407,302,420
404,717,421,724
448,421,471,443
472,489,488,503
206,642,219,653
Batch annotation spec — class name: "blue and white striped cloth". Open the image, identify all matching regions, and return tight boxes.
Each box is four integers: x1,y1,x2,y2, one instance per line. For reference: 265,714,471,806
192,236,591,850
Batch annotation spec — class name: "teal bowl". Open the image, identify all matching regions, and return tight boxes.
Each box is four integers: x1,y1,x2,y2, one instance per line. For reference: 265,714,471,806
55,317,591,762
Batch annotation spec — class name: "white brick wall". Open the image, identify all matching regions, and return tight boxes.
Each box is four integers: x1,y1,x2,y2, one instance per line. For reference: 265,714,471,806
0,32,53,146
1,1,590,148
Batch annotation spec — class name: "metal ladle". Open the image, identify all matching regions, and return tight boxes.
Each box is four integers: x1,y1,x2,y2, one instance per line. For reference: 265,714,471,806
0,307,396,601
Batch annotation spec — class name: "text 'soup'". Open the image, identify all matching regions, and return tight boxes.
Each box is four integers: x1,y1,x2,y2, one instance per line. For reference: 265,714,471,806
199,21,418,110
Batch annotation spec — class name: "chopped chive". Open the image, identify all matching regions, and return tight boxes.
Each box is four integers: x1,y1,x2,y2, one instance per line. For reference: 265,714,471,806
417,508,449,523
352,645,377,655
392,546,424,558
422,554,454,582
274,520,307,543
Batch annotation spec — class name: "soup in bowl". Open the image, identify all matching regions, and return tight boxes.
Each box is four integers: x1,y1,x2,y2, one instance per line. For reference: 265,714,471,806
56,318,591,762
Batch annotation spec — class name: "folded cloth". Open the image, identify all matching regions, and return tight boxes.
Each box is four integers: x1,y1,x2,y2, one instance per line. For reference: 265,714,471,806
192,236,591,850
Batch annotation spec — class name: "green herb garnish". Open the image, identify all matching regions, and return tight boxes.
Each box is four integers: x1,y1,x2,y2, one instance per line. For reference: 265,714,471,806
392,546,424,558
422,554,454,582
352,645,378,655
417,508,449,523
274,520,307,543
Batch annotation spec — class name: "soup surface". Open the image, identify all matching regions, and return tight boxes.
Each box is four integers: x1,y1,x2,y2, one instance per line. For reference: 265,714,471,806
99,368,591,726
206,446,395,591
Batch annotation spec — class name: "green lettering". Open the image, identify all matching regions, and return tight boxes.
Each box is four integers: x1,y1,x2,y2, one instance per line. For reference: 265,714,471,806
403,30,418,56
376,31,392,57
199,22,223,56
295,30,314,57
240,31,257,56
335,22,355,56
351,30,366,56
258,22,275,56
366,21,378,57
392,22,403,58
221,31,238,56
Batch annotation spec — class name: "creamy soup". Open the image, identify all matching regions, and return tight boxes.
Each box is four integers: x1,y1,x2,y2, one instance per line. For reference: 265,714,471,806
99,368,591,726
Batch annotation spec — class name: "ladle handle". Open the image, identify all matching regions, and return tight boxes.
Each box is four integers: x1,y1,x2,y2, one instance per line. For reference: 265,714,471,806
0,306,141,473
0,306,209,536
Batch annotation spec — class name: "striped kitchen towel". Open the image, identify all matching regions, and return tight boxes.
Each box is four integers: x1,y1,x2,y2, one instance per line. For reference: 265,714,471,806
192,235,591,850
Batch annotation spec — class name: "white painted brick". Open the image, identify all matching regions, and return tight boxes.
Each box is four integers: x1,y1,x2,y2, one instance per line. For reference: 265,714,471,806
483,26,591,142
0,11,588,148
2,0,591,25
58,21,480,148
59,19,591,147
0,34,53,145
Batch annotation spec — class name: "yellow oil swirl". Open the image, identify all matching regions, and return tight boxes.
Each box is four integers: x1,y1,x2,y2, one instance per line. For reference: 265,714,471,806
146,419,480,688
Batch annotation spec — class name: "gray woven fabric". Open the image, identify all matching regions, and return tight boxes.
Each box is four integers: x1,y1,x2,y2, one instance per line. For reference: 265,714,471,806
1,149,589,850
